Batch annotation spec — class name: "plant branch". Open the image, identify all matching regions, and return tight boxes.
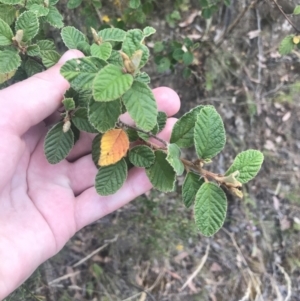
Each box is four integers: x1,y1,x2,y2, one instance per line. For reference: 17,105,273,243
272,0,300,33
118,121,168,147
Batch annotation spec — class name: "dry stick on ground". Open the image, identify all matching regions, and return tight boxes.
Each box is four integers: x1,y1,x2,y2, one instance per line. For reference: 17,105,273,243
216,0,259,47
276,264,292,301
271,0,300,33
180,243,210,291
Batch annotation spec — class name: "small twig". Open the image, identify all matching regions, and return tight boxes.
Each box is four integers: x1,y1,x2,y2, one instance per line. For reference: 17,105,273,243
48,271,80,285
72,244,108,267
180,244,210,291
276,264,292,301
216,0,259,47
118,120,168,147
272,0,300,33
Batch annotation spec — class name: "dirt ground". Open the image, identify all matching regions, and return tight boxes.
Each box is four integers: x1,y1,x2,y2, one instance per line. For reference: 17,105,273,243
6,0,300,300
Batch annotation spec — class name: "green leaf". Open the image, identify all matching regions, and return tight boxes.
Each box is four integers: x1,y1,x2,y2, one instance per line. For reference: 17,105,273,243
40,50,61,68
0,18,13,46
93,64,133,101
61,26,86,49
43,6,64,28
95,159,127,195
143,26,156,38
0,0,22,4
0,50,21,74
92,133,102,167
157,57,171,73
37,40,56,51
15,11,39,42
182,172,204,208
166,143,184,176
0,5,17,25
126,128,139,142
90,42,112,60
24,58,43,77
61,57,107,90
138,44,149,69
122,29,143,57
194,182,227,236
170,105,204,148
66,88,92,107
225,150,264,184
98,28,126,42
294,5,300,15
28,4,49,17
88,98,121,132
135,71,150,84
62,97,75,111
172,48,184,61
26,44,40,56
76,41,91,56
194,106,226,160
183,51,193,65
107,50,123,67
122,81,157,131
157,111,167,133
279,35,294,55
154,41,164,53
128,145,155,168
146,150,176,192
44,122,74,164
67,0,82,9
129,0,140,8
72,107,98,133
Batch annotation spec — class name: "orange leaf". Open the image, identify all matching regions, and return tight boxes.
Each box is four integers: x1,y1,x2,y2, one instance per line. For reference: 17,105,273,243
99,129,129,166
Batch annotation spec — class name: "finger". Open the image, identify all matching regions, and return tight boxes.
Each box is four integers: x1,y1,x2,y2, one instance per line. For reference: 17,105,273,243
120,87,180,125
66,131,96,162
68,154,98,195
74,118,177,229
0,50,84,136
67,88,180,161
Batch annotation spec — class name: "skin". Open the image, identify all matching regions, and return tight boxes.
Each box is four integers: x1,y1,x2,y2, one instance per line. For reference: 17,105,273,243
0,50,181,299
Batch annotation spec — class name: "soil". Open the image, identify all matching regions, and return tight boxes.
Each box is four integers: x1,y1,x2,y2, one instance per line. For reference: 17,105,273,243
8,0,300,300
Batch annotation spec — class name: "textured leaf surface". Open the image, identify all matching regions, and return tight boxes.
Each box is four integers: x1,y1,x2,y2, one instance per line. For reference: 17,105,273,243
122,81,157,131
108,50,123,67
43,6,64,28
72,108,97,133
0,17,13,46
92,133,102,167
0,50,21,73
225,150,264,184
194,106,225,159
28,4,49,16
61,57,106,90
88,98,121,132
44,122,74,164
61,26,86,49
129,145,155,168
99,129,129,166
41,50,60,68
157,111,167,133
26,45,40,56
0,0,21,5
0,70,15,83
166,143,184,176
135,72,150,84
90,42,112,60
122,29,143,57
24,58,43,77
98,28,126,42
37,40,56,51
170,105,203,147
0,4,17,25
95,159,127,196
146,151,176,192
67,0,82,9
279,35,294,55
182,172,204,208
62,98,75,111
15,11,39,42
194,182,227,236
93,64,133,101
143,26,156,38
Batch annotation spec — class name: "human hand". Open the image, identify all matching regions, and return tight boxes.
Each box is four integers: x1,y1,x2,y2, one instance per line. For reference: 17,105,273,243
0,50,180,299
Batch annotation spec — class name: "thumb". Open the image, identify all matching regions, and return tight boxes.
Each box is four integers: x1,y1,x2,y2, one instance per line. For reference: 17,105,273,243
0,50,84,136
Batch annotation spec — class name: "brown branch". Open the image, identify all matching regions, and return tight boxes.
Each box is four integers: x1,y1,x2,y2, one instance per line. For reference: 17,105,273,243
272,0,300,33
